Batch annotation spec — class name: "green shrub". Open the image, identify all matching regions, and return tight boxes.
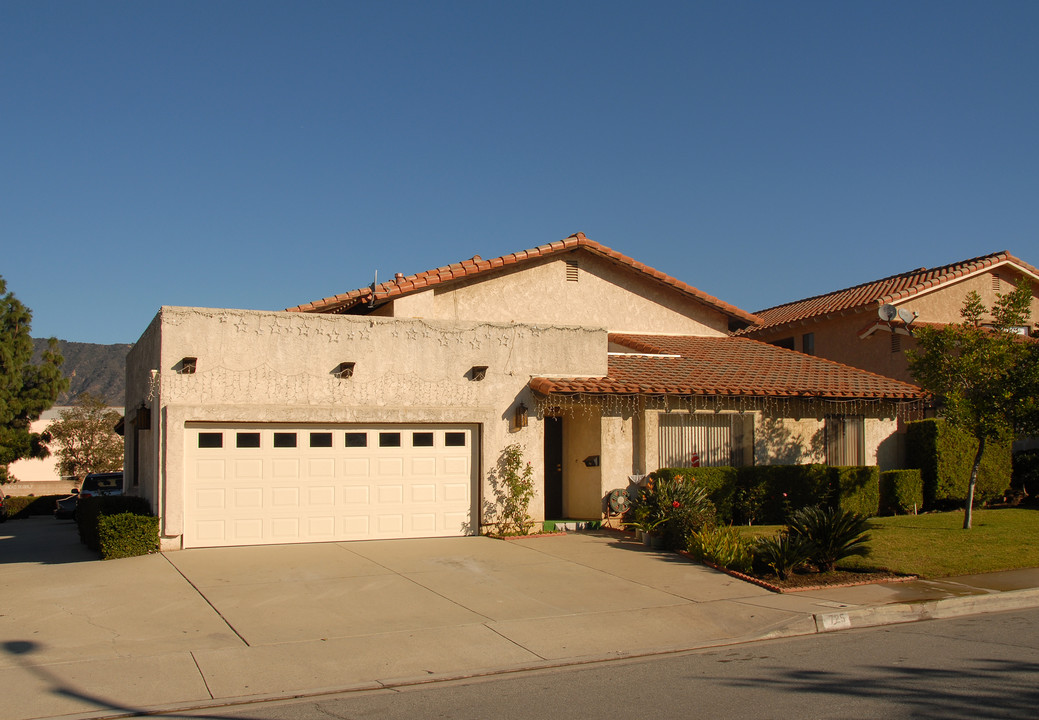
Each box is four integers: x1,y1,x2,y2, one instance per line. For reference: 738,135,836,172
733,464,832,525
1011,451,1039,499
76,496,154,553
753,533,813,580
3,494,68,518
829,466,880,517
628,474,716,550
879,469,923,515
98,513,159,559
906,419,1012,509
687,525,753,574
787,505,870,572
653,467,738,524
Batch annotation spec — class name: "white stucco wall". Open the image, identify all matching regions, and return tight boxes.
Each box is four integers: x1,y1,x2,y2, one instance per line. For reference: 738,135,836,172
128,306,607,547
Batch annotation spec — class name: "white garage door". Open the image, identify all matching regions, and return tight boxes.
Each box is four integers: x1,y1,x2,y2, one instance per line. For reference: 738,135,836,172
183,423,478,548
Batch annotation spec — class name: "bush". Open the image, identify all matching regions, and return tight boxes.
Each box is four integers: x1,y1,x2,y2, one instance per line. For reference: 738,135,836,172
906,419,1012,509
1011,450,1039,500
753,533,813,580
879,469,923,515
830,466,880,517
653,467,738,524
687,525,753,574
3,494,67,518
627,474,716,550
76,496,154,553
733,464,832,525
787,505,870,572
98,513,159,559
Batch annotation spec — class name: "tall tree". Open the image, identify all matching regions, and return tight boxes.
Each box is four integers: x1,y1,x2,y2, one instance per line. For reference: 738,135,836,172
907,279,1039,528
47,392,124,479
0,275,69,483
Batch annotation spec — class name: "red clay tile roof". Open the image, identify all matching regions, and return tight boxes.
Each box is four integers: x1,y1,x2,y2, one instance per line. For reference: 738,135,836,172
286,233,760,325
741,251,1039,335
529,333,925,399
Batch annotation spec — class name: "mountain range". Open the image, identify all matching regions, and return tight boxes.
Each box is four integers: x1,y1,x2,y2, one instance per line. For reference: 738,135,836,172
32,339,132,407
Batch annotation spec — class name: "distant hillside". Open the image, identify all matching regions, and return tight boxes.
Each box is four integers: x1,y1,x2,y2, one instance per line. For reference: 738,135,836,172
32,339,132,406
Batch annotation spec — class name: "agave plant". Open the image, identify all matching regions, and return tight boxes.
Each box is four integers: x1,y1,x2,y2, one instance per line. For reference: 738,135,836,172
753,533,812,580
787,505,871,572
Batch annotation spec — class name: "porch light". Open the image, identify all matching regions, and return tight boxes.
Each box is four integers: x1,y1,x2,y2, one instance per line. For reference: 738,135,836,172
332,362,355,379
512,402,529,431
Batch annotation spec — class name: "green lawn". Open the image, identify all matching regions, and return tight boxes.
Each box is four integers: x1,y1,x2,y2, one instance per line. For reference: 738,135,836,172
738,508,1039,578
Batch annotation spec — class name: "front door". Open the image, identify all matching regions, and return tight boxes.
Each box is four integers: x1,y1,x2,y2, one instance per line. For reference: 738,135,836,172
544,416,563,519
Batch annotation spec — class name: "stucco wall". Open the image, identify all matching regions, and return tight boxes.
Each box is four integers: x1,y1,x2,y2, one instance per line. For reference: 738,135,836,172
384,252,733,336
133,306,607,545
750,266,1039,385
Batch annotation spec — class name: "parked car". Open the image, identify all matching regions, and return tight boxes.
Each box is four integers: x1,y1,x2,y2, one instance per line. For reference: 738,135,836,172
0,487,8,523
54,471,124,520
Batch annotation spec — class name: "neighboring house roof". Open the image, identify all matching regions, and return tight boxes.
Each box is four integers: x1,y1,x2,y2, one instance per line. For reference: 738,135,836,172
287,232,761,326
529,334,925,399
742,251,1039,335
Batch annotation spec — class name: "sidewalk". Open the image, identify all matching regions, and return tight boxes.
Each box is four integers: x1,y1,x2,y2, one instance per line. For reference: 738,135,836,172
3,517,1039,720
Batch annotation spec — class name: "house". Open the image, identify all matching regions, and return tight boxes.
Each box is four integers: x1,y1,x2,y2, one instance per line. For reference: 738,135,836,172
740,251,1039,385
125,233,924,550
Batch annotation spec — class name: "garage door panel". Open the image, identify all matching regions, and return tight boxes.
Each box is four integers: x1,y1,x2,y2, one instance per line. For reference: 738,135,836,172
184,424,477,548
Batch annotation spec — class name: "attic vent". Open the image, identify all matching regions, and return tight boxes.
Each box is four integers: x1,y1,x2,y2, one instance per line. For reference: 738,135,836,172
565,259,579,282
891,333,902,354
992,274,1001,292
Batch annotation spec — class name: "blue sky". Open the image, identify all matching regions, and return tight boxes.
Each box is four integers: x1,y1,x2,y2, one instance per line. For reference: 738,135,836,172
3,1,1037,345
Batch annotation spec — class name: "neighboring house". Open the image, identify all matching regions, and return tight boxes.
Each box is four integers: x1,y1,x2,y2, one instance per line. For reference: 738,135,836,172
5,408,69,487
740,251,1039,385
125,233,924,550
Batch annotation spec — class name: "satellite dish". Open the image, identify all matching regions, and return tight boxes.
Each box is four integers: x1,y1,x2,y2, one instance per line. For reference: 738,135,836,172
897,308,917,325
878,304,898,322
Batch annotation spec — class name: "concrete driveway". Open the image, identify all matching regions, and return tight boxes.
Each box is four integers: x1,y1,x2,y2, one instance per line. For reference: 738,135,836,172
3,516,816,718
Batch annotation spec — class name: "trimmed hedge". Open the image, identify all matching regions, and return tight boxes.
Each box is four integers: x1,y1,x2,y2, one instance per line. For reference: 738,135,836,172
98,513,160,559
879,469,923,515
2,494,67,519
653,464,881,525
830,466,880,518
905,419,1012,508
76,496,155,555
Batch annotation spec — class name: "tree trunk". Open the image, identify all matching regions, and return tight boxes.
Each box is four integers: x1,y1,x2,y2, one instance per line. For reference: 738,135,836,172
964,436,985,530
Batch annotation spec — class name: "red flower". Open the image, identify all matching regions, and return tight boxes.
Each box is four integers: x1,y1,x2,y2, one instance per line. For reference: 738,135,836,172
672,501,681,508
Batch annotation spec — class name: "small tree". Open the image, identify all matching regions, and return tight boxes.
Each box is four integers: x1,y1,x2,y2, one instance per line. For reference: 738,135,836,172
487,444,536,536
47,393,124,480
0,276,68,483
907,280,1039,529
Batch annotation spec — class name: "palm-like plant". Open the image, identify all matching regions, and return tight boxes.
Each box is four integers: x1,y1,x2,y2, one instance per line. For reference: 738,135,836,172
787,505,871,572
753,533,812,580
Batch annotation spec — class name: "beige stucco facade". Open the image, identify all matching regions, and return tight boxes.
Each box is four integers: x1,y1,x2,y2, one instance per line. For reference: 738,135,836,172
367,253,733,336
750,264,1039,384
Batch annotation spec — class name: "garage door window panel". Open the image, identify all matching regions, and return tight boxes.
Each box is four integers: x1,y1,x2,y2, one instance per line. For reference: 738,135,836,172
236,432,261,448
345,432,367,448
379,432,401,448
274,432,297,448
198,432,223,449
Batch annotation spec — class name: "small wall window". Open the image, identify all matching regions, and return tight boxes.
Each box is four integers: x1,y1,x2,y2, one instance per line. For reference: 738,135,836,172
198,432,223,448
379,432,401,447
802,333,815,355
273,432,297,448
345,432,368,448
236,432,261,448
412,432,434,447
445,432,467,447
310,432,333,448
